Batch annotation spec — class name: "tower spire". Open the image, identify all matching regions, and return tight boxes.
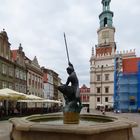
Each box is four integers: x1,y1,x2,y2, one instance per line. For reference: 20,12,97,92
99,0,113,28
97,0,115,46
102,0,111,11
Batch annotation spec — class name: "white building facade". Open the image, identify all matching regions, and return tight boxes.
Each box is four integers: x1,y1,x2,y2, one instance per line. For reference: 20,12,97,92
90,0,116,110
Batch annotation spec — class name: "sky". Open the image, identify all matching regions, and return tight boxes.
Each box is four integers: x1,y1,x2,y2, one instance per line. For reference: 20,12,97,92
0,0,140,87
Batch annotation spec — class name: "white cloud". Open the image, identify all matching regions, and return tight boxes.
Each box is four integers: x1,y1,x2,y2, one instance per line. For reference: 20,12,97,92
0,0,140,87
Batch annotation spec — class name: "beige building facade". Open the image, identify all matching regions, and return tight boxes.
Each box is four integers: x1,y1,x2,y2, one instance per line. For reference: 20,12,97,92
90,0,116,110
25,56,44,98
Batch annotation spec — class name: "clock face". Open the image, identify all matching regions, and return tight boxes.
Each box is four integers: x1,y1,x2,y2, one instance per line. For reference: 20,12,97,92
102,31,109,39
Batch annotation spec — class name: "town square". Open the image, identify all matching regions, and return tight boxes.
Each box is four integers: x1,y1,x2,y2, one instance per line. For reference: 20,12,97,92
0,0,140,140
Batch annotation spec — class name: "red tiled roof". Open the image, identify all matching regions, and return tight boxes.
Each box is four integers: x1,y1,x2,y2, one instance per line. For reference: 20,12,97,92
11,50,18,61
123,57,140,73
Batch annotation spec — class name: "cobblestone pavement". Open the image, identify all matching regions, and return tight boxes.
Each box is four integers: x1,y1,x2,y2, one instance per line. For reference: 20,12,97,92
0,120,12,140
90,110,140,140
0,112,140,140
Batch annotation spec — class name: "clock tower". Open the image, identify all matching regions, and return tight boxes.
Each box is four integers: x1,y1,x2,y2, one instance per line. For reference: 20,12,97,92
90,0,116,110
98,0,115,46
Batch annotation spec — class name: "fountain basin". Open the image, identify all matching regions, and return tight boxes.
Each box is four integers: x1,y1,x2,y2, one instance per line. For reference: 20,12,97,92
10,113,137,140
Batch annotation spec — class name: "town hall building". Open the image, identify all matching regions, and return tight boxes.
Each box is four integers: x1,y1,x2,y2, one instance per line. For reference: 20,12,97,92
89,0,136,110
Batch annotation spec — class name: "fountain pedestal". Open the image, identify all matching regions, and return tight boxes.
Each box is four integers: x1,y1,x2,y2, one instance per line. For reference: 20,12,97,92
63,112,79,124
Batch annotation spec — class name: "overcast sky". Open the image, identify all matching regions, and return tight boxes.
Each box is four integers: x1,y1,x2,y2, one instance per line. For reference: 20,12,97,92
0,0,140,86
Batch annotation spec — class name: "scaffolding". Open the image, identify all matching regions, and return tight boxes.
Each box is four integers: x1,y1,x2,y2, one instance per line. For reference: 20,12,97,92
138,61,140,111
114,58,140,112
119,73,138,112
114,55,122,112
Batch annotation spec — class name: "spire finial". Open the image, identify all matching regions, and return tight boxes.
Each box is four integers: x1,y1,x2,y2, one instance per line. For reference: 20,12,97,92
102,0,111,11
19,43,23,51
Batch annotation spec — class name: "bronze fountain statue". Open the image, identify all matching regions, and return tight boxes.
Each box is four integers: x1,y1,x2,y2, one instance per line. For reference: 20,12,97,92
58,33,82,124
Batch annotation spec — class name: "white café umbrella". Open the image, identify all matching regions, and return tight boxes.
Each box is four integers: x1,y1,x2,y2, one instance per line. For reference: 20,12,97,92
43,99,62,104
0,92,10,100
0,88,26,115
0,88,26,100
17,99,62,104
35,99,62,104
18,94,43,108
17,95,43,102
25,94,43,100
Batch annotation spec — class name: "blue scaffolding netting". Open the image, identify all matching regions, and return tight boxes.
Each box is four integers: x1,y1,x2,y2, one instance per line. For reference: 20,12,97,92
114,57,120,111
114,58,140,112
137,61,140,110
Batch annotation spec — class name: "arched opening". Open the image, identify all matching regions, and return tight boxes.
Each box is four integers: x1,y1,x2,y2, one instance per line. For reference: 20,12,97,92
104,17,107,27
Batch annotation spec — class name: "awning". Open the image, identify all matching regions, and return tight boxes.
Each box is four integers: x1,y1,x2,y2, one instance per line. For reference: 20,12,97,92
25,94,43,100
0,88,26,100
17,99,62,104
0,92,10,100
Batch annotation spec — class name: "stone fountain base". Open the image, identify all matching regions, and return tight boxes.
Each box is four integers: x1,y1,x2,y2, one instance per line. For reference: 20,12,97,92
10,113,137,140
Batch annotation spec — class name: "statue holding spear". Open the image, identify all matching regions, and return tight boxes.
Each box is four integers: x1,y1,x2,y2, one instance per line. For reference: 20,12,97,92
58,33,82,121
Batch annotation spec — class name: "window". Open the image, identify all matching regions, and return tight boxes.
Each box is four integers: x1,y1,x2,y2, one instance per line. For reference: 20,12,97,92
130,99,135,105
29,73,31,79
87,96,89,102
33,74,35,80
97,97,100,102
8,82,13,89
105,97,108,102
105,74,109,81
15,69,19,78
9,67,14,77
103,18,108,27
19,70,22,79
2,81,7,88
105,87,109,93
97,75,101,81
15,83,19,91
23,72,26,80
29,79,31,85
97,87,101,93
2,64,7,74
